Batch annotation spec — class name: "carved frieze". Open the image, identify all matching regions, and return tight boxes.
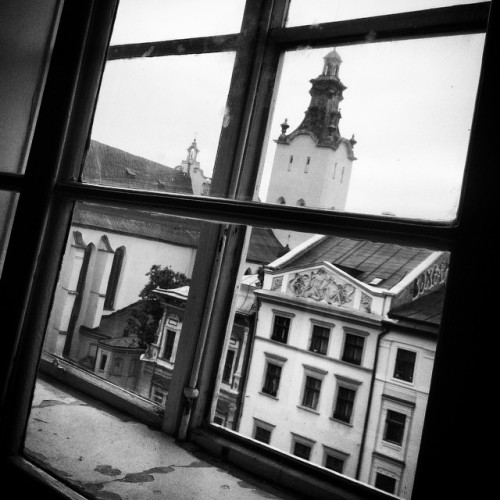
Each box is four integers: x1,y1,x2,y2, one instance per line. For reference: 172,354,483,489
287,267,355,307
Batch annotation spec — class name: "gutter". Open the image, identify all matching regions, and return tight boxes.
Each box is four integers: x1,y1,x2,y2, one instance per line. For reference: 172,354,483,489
355,324,390,480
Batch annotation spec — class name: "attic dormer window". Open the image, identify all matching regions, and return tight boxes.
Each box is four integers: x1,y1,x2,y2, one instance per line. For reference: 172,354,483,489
369,277,383,286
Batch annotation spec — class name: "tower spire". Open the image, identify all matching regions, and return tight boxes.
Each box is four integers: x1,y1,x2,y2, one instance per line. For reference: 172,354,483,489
279,49,347,147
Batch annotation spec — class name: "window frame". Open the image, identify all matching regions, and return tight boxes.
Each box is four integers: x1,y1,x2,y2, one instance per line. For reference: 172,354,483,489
0,1,496,500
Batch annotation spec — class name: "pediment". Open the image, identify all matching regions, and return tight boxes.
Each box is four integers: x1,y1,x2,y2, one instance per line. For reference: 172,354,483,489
272,264,374,311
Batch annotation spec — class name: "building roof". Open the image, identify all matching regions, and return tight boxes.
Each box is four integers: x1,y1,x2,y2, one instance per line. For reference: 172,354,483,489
388,286,445,327
74,204,201,248
74,204,285,263
82,140,193,194
247,227,288,264
279,235,434,290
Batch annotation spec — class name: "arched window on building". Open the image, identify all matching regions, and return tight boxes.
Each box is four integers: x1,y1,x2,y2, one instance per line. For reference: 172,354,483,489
63,242,94,358
104,246,125,310
297,199,306,207
277,196,286,205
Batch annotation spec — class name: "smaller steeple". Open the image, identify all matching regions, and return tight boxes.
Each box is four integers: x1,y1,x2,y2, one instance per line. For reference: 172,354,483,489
185,138,199,173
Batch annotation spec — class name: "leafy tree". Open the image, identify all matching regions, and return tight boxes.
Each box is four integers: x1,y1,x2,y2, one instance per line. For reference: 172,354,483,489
126,265,190,346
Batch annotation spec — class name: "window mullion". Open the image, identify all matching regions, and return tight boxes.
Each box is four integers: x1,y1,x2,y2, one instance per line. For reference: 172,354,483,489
270,2,489,48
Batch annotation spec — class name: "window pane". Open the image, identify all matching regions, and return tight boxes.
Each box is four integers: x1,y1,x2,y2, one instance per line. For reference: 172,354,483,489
287,0,488,27
110,0,246,44
0,190,18,276
0,0,59,173
211,226,448,497
82,52,235,195
40,202,206,407
255,36,485,220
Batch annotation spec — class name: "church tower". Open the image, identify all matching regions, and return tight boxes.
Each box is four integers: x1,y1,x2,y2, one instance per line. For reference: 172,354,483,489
175,138,211,196
265,49,357,211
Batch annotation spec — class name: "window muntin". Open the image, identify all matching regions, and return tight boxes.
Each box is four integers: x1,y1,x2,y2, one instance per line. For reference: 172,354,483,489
256,36,485,220
383,410,406,445
394,348,417,382
341,333,365,365
286,0,487,27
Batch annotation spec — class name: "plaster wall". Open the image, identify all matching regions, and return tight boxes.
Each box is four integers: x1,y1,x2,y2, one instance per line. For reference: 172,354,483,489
239,299,380,477
265,135,352,211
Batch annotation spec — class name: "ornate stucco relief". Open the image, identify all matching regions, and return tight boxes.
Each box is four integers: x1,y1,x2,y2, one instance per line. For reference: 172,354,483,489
287,267,355,307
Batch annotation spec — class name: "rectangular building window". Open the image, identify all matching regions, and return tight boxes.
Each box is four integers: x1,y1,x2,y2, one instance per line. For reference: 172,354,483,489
293,441,312,461
333,387,356,423
262,363,282,397
271,315,290,344
222,349,236,383
254,426,272,444
375,473,397,494
309,325,330,355
98,354,108,372
384,410,406,445
394,348,416,382
342,334,365,365
163,329,176,361
304,157,311,173
325,454,344,474
301,376,322,410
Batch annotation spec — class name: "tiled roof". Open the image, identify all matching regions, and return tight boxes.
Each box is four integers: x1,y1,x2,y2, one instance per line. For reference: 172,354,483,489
389,286,445,327
74,204,201,247
247,227,287,264
73,205,285,264
82,140,193,194
288,236,434,290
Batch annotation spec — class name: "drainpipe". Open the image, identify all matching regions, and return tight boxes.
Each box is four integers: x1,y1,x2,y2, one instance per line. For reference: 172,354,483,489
177,226,228,441
355,325,390,480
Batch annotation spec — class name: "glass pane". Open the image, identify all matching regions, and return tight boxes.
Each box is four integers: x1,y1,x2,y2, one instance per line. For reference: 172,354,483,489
287,0,488,27
82,53,235,195
0,190,19,276
110,0,246,44
255,35,485,220
40,202,205,406
0,0,59,173
211,225,448,499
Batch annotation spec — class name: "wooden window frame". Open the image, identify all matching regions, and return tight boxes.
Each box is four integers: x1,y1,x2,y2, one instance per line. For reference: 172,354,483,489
0,1,496,500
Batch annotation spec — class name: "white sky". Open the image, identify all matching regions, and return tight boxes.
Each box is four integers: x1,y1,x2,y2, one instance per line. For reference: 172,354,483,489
90,0,487,221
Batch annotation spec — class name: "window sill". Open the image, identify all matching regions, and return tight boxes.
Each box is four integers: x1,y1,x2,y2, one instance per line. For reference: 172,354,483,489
38,352,164,428
259,391,279,400
297,405,320,415
330,417,353,427
190,426,395,500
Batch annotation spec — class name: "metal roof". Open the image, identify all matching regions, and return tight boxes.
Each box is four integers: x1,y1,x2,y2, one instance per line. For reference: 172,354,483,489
288,236,434,290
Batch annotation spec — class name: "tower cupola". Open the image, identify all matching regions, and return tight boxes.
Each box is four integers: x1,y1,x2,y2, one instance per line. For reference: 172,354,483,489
277,48,349,148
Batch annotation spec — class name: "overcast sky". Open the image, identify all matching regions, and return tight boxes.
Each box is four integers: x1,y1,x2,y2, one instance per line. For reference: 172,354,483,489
90,0,486,221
